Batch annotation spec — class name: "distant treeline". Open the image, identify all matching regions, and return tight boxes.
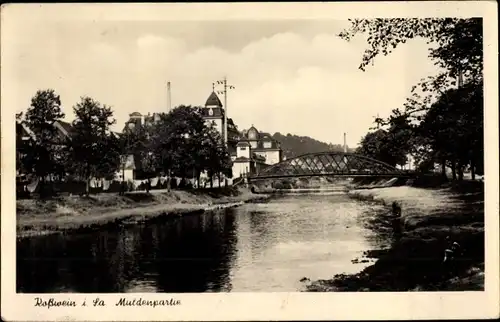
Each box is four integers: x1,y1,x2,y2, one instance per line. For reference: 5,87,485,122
272,132,353,159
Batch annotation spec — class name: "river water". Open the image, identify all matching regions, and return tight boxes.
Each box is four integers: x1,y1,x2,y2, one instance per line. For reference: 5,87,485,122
17,193,391,293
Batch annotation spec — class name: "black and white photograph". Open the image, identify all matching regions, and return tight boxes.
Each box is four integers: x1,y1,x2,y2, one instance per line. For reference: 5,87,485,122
1,2,498,321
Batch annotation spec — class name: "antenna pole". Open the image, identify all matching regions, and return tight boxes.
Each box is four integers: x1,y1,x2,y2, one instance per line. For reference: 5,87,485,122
215,77,234,147
223,77,228,146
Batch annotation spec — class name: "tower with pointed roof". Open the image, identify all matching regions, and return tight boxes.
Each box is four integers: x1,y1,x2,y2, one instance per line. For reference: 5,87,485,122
200,91,226,142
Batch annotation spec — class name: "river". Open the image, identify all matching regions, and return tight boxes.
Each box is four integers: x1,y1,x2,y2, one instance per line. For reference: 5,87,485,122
17,192,392,293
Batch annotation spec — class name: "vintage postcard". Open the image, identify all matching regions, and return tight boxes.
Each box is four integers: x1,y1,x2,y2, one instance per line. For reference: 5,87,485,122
1,1,499,321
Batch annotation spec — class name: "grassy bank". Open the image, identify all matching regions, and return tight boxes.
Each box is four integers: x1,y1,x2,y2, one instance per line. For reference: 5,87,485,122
17,187,268,238
306,182,484,291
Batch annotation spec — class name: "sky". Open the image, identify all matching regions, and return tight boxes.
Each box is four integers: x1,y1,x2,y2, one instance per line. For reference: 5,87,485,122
2,5,444,148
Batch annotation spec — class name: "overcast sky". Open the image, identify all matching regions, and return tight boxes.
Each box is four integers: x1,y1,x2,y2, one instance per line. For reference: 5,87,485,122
2,5,444,147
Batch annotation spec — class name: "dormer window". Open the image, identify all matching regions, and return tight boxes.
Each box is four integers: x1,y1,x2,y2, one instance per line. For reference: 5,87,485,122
263,141,272,149
208,108,214,116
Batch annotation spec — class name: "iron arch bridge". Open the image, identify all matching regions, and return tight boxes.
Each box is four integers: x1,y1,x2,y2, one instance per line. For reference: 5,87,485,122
247,152,412,181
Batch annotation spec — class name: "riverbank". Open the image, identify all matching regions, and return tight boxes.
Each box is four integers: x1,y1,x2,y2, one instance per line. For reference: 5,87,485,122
306,181,484,291
17,187,268,238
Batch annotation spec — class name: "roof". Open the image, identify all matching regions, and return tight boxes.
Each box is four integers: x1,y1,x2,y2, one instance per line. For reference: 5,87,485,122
233,156,251,162
205,91,223,107
123,118,143,133
253,139,280,150
248,125,258,132
130,112,142,117
55,120,74,136
236,141,250,146
16,122,35,140
200,107,224,118
247,126,260,140
237,126,282,150
252,153,266,161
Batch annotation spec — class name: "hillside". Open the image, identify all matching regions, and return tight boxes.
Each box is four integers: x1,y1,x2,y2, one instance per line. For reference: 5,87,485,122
272,132,354,159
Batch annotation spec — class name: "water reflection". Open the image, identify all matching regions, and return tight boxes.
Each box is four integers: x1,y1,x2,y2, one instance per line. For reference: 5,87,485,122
17,194,389,293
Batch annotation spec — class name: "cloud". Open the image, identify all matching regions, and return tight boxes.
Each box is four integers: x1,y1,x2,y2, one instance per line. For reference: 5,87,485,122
6,22,442,147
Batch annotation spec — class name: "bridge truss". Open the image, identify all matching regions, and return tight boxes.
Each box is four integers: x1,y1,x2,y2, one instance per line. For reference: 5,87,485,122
248,152,408,180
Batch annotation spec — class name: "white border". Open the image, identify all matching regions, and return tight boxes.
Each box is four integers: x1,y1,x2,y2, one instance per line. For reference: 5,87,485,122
1,2,499,321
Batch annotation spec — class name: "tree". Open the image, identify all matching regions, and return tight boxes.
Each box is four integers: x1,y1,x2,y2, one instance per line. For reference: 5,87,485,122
150,105,233,189
419,81,483,180
341,18,482,124
357,130,394,165
339,18,482,81
68,96,119,195
22,89,65,196
119,121,151,191
141,151,158,193
357,125,412,168
342,18,483,178
201,126,232,187
272,132,349,159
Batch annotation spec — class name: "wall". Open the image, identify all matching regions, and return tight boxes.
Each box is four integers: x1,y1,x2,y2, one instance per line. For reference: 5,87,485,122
237,146,250,158
262,150,281,165
254,151,267,161
249,140,258,149
115,169,134,182
232,161,251,178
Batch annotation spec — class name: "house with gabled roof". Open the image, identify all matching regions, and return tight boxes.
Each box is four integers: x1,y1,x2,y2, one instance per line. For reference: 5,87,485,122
17,119,131,181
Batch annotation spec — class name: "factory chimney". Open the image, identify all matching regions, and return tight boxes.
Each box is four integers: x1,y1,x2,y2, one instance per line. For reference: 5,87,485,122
167,81,172,112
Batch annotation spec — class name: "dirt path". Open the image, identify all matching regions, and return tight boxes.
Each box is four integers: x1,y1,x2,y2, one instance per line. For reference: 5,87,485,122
305,183,484,291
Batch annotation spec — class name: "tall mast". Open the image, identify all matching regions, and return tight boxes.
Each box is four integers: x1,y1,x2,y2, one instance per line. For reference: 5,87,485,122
223,77,228,146
343,132,347,153
215,77,235,147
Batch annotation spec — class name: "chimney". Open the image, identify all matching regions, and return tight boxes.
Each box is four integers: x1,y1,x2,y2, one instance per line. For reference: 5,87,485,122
343,133,347,153
167,81,171,112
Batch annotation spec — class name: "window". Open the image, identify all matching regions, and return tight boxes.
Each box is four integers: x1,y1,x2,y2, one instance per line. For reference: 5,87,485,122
239,147,247,151
263,141,272,149
248,129,257,139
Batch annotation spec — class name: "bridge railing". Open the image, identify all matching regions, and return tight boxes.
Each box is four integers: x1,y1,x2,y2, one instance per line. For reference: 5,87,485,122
248,152,412,180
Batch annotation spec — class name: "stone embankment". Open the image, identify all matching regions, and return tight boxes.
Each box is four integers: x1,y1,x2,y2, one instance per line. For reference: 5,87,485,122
17,187,268,239
306,182,484,291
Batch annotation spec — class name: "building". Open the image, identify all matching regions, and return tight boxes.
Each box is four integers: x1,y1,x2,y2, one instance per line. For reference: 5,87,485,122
199,91,283,179
200,91,240,146
200,91,225,138
120,91,285,182
123,112,161,133
242,126,282,165
230,126,283,178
